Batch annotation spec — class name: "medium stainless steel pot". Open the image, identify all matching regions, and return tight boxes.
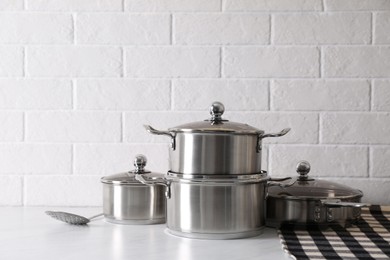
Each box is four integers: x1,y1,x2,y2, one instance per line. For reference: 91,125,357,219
266,161,367,228
101,155,166,225
145,102,290,175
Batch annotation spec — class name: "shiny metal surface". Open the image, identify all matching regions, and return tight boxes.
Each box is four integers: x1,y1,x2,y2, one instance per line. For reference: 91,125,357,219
144,102,290,175
266,161,364,228
45,211,103,225
135,172,269,239
170,132,261,174
102,184,166,224
101,155,166,225
166,176,267,239
266,197,362,228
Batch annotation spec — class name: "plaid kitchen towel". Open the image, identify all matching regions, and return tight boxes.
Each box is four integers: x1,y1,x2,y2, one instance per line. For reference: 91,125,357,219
278,205,390,260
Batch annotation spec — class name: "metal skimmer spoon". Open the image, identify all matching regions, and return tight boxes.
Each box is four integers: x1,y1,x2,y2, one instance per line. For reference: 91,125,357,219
45,211,103,225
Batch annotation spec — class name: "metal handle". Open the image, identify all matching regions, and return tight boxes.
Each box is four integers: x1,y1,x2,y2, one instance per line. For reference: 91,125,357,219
257,128,291,152
209,101,225,123
133,154,147,173
267,177,296,188
260,128,291,139
321,199,370,208
143,125,176,150
135,174,171,199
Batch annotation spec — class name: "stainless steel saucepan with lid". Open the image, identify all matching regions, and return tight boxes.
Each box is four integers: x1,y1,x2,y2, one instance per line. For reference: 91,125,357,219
266,161,367,228
144,102,290,175
101,155,166,225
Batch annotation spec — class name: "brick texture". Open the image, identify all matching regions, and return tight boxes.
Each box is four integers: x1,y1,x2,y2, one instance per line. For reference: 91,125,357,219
26,0,123,11
172,79,269,111
273,13,371,44
223,47,319,78
125,47,220,78
76,79,170,110
0,1,389,206
324,47,390,77
76,14,170,45
27,47,122,77
374,13,390,44
125,0,221,11
271,80,370,111
372,80,390,111
224,0,322,11
174,14,270,45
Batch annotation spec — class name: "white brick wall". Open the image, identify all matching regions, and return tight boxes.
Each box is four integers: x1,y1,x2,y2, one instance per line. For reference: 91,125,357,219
0,0,389,206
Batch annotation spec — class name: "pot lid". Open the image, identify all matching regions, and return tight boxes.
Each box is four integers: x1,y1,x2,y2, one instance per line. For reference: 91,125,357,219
168,102,264,134
101,155,163,185
268,161,363,200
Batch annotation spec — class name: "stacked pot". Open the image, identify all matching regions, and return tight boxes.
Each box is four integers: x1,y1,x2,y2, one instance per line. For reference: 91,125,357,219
136,102,290,239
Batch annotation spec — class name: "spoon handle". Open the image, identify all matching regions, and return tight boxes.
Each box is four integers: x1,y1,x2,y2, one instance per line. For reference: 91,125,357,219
88,213,104,221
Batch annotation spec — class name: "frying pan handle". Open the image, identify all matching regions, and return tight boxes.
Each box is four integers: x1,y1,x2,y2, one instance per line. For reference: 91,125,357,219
144,125,176,150
135,174,172,199
321,199,369,208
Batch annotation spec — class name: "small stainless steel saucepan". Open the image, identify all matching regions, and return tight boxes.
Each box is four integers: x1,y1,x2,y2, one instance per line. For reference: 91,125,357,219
101,155,166,225
266,161,368,228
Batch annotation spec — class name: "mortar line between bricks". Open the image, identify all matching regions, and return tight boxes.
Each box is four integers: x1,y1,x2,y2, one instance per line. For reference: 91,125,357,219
15,44,390,47
121,0,125,11
2,77,390,80
0,10,387,14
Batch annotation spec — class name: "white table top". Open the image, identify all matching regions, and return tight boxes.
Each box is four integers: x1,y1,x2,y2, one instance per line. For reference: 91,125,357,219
1,207,290,260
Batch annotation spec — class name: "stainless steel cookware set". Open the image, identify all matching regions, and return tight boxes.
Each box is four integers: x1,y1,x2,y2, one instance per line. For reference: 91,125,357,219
97,101,367,239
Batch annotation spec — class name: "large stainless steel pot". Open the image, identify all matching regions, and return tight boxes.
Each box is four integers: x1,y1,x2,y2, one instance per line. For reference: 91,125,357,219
101,155,166,225
137,171,268,239
136,171,291,239
266,161,367,228
145,102,290,175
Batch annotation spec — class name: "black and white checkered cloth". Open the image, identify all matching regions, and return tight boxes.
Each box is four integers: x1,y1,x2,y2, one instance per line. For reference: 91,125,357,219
278,205,390,260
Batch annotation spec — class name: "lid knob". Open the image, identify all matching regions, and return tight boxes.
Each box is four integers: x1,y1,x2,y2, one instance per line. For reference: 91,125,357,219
296,161,310,180
134,154,147,173
209,101,225,122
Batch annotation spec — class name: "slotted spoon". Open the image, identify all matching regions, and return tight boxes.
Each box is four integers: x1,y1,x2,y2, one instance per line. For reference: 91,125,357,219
45,211,103,225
